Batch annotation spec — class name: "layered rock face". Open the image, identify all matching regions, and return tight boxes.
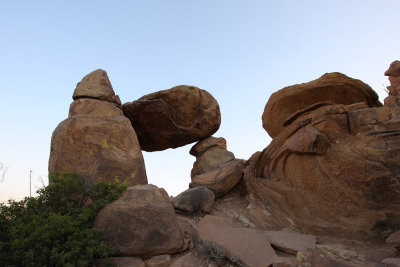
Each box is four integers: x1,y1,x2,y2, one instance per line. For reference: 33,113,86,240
122,85,221,151
189,137,245,197
245,73,400,236
94,184,185,256
262,72,382,138
384,60,400,108
49,70,147,186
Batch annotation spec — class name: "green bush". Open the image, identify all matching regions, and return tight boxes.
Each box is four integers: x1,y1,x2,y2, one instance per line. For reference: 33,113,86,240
0,173,127,267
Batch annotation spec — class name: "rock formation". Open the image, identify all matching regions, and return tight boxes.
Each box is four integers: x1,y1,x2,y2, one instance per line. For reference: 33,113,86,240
245,72,400,236
384,60,400,108
94,184,185,257
189,137,245,197
262,72,382,138
171,186,215,214
122,85,221,151
49,69,147,186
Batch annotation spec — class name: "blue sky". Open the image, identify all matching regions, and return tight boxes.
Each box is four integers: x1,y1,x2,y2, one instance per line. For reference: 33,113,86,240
1,1,399,201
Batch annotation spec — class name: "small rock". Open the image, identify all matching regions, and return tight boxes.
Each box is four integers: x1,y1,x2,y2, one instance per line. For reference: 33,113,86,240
190,137,227,157
172,186,215,213
265,228,316,255
296,245,361,266
144,255,171,267
97,257,145,267
386,231,400,247
169,251,206,267
382,258,400,266
190,159,244,197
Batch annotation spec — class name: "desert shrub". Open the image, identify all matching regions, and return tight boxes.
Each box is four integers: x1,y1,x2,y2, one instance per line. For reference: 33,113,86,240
0,173,127,267
195,238,227,265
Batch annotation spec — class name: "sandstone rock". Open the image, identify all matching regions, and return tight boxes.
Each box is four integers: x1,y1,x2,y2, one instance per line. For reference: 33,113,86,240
68,98,123,117
169,251,206,267
262,72,382,138
123,85,220,151
191,148,235,178
190,137,227,157
272,257,296,267
73,69,121,105
97,257,145,267
385,60,400,77
144,255,171,267
246,85,400,236
265,228,316,255
49,70,147,186
382,258,400,266
172,186,215,213
386,231,400,247
190,159,245,197
197,215,278,267
94,184,185,257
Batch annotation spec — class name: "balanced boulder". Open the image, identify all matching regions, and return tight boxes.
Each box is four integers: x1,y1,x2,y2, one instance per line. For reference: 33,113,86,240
122,85,221,151
94,184,185,256
262,72,382,138
48,69,147,186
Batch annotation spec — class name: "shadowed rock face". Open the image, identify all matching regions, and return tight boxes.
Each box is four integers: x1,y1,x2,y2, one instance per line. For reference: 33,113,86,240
246,73,400,237
262,72,382,138
49,69,147,186
122,85,221,152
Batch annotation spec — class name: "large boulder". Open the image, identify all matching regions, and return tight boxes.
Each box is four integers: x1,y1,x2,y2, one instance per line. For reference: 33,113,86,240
172,186,215,213
94,184,185,257
122,85,221,151
49,69,147,186
245,74,400,237
262,72,382,138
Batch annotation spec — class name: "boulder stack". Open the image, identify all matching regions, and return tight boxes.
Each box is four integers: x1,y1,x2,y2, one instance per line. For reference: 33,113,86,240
48,69,147,186
189,137,244,197
122,85,221,151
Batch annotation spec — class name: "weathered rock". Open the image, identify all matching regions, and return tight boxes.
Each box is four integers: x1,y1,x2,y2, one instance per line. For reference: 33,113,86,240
190,159,245,197
94,184,185,257
197,215,278,267
144,255,171,267
265,228,316,255
385,60,400,77
169,251,206,267
73,69,121,105
246,75,400,237
382,258,400,266
386,231,400,247
262,72,382,138
123,85,221,151
68,98,123,117
272,257,296,267
97,257,145,267
49,70,147,186
172,186,215,213
190,137,227,157
191,148,235,178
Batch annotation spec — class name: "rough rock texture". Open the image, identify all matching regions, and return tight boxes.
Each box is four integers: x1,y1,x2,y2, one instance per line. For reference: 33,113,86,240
189,137,227,157
190,159,245,197
172,186,215,213
386,231,400,247
191,148,235,178
169,251,206,267
94,184,185,257
384,60,400,108
97,257,145,267
245,74,400,237
382,258,400,266
144,255,171,267
262,72,382,138
123,85,221,151
265,228,316,255
49,70,147,186
197,215,278,267
72,69,121,105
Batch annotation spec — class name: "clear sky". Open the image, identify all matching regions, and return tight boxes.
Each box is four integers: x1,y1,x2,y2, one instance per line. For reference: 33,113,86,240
1,1,399,201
